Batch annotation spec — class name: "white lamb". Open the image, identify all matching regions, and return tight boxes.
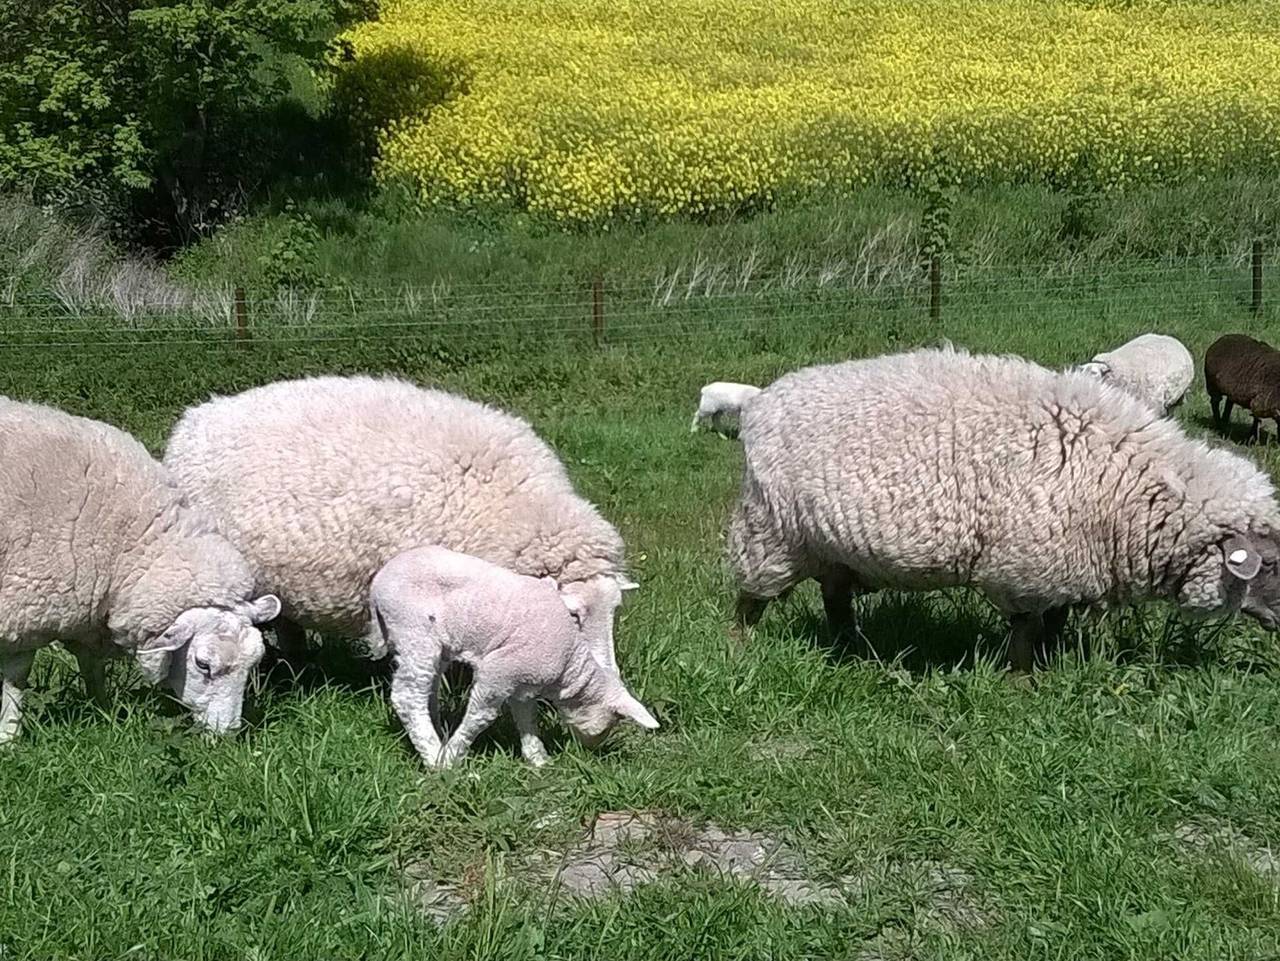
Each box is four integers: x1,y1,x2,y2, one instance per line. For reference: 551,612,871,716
0,397,281,741
163,376,635,673
728,346,1280,671
369,545,659,768
1076,333,1194,414
690,381,762,436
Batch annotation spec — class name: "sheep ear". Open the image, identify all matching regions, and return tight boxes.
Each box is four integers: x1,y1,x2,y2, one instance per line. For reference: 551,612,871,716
1223,536,1262,581
139,620,193,654
613,688,659,730
1079,361,1109,378
615,576,639,592
244,594,282,624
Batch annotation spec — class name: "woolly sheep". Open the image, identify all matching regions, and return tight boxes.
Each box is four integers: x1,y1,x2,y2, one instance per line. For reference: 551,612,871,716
163,376,635,671
1204,333,1280,444
368,545,659,768
690,381,761,436
728,346,1280,671
0,397,280,742
1076,333,1193,414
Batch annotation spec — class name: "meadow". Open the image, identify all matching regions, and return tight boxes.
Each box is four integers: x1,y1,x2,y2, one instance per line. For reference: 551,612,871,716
2,250,1280,959
338,0,1280,225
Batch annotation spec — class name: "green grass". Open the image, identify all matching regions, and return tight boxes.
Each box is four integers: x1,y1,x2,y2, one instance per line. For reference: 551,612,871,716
4,246,1280,959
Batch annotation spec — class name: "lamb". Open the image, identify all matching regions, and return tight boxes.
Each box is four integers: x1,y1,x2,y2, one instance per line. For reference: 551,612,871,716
368,545,659,768
0,397,281,742
1204,333,1280,444
690,381,761,436
1076,333,1194,414
728,346,1280,671
163,375,635,672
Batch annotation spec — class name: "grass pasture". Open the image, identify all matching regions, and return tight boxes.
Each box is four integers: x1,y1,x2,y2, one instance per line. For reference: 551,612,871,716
2,261,1280,959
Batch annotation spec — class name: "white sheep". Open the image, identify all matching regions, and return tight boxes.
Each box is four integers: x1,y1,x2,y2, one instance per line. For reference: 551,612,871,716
728,346,1280,671
1076,333,1193,414
163,376,634,671
690,381,761,436
0,397,281,741
369,545,658,768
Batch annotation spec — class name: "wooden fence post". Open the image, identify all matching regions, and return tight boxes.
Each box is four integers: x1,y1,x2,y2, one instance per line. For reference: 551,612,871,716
929,254,942,323
1252,241,1264,315
234,286,250,345
591,275,605,347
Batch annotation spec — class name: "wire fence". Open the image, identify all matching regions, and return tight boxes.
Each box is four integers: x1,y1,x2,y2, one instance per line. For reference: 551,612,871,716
0,249,1273,356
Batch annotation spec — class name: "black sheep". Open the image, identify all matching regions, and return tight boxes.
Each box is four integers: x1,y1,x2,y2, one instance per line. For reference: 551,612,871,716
1205,333,1280,443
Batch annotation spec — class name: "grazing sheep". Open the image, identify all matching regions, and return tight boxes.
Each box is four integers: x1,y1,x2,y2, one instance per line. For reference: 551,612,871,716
1204,333,1280,444
369,545,658,768
0,397,280,742
690,381,761,436
1076,333,1194,414
728,346,1280,671
163,376,634,671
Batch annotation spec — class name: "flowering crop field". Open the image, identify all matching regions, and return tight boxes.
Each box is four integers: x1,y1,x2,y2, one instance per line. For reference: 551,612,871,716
338,0,1280,225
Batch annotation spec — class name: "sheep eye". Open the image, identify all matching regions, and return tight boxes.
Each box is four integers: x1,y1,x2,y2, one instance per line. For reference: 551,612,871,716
194,656,212,675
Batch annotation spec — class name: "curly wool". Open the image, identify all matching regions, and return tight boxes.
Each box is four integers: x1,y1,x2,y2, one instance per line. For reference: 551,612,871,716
163,376,627,635
727,346,1280,617
0,397,260,651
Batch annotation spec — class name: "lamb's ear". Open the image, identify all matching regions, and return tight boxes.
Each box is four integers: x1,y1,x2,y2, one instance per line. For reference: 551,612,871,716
243,594,282,624
1224,536,1262,581
135,650,171,684
558,588,588,628
613,688,660,730
615,576,639,592
1078,361,1109,379
139,619,194,654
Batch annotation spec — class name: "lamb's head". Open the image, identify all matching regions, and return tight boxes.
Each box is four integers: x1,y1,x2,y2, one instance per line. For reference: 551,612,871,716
135,595,281,732
1077,360,1110,381
556,672,660,748
555,573,638,675
1176,531,1280,628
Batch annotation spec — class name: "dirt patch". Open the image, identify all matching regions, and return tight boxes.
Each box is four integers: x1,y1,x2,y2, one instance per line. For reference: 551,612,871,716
540,810,846,907
1173,820,1280,879
747,737,815,763
403,859,472,926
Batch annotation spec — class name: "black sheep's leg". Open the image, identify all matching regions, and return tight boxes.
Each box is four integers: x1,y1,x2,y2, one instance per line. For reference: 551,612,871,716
1249,415,1263,445
1036,606,1071,666
819,567,856,643
1209,391,1222,424
1222,398,1235,426
1007,613,1040,674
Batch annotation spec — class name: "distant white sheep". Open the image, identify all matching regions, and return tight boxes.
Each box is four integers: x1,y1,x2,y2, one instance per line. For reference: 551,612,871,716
369,546,658,768
0,397,280,742
1076,333,1193,414
690,381,761,436
728,346,1280,671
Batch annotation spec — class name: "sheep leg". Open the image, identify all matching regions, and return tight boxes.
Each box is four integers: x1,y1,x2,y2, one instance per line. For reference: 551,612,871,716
1007,613,1042,674
733,593,772,638
819,567,857,642
0,650,37,745
270,617,309,658
510,698,549,767
71,644,110,710
1249,415,1263,445
1208,392,1222,424
390,644,446,767
438,672,508,768
690,409,706,433
1222,398,1234,426
1034,606,1071,665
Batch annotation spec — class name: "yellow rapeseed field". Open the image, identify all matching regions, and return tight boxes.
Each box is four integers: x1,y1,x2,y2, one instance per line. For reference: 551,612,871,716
338,0,1280,225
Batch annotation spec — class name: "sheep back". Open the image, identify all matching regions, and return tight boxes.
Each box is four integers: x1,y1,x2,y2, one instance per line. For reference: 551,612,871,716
1088,333,1193,413
163,376,626,635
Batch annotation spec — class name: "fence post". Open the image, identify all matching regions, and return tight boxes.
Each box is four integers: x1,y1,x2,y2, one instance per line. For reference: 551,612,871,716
591,275,605,347
1252,241,1264,314
234,286,250,345
929,254,942,323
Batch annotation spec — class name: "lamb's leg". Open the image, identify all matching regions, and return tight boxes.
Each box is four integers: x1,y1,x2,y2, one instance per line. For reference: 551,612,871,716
390,645,446,767
733,593,771,637
438,672,508,768
510,698,549,767
71,644,110,710
1222,398,1235,426
1249,415,1263,445
690,410,705,433
1209,391,1222,424
819,567,857,641
0,650,37,745
1007,613,1041,674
